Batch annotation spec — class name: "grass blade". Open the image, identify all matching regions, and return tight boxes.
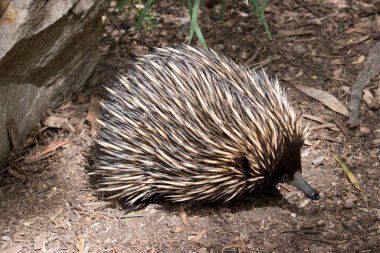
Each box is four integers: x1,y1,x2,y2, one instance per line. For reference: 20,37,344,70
117,0,130,13
333,155,364,192
135,0,155,31
249,0,272,39
220,0,226,20
194,23,207,48
258,0,268,24
187,0,201,44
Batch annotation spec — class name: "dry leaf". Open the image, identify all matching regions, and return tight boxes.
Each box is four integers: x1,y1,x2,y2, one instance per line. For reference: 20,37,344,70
370,139,380,148
34,232,48,250
23,220,36,227
345,21,371,34
263,241,279,249
295,85,349,116
188,229,207,242
198,248,208,253
172,227,186,233
341,85,350,93
222,241,246,252
86,95,101,136
8,168,26,181
49,207,63,221
370,85,380,109
277,29,314,37
179,205,189,226
333,155,364,192
25,139,69,162
300,199,311,208
310,123,339,131
312,156,325,166
333,67,347,82
363,89,375,104
76,235,85,253
44,116,69,129
295,70,304,78
332,59,344,65
352,55,366,64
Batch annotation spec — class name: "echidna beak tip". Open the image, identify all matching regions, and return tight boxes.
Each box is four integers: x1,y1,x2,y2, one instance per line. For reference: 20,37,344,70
284,171,321,201
309,192,321,200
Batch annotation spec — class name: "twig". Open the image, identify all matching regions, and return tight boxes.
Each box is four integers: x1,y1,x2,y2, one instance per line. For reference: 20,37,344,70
348,42,380,127
244,47,260,66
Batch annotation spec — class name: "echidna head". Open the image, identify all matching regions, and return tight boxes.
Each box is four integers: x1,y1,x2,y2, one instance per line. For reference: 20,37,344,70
282,171,320,200
272,141,320,200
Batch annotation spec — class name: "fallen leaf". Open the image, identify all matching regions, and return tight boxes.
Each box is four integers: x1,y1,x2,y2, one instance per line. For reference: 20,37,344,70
222,240,246,252
76,235,85,253
332,67,347,82
303,115,340,131
44,116,69,129
370,85,380,109
310,123,339,131
25,139,69,162
300,199,311,208
359,126,372,134
76,95,88,104
295,85,349,116
295,70,304,78
198,248,208,253
172,226,186,233
352,55,365,64
348,36,370,45
86,95,101,136
8,168,26,181
333,155,364,192
277,29,315,37
179,204,188,226
345,21,371,34
263,241,279,249
34,232,47,250
188,229,207,242
363,88,374,106
341,85,350,93
312,156,325,166
370,139,380,148
49,207,63,221
331,59,344,65
23,220,36,227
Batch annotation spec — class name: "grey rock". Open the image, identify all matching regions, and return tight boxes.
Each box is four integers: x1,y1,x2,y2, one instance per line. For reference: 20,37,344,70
0,0,108,168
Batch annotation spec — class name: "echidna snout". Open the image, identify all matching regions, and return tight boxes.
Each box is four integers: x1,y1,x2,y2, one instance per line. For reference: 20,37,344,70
282,171,321,200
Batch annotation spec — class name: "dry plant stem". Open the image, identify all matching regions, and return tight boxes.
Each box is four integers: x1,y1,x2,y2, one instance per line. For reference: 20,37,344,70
348,42,380,127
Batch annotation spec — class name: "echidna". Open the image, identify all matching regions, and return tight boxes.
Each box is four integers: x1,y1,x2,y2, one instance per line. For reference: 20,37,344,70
91,45,320,205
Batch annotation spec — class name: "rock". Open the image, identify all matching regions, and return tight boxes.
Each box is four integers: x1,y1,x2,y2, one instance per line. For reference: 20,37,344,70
292,44,308,55
0,0,108,168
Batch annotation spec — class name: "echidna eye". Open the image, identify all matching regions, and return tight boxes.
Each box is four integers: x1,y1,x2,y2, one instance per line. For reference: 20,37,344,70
282,173,290,182
239,156,251,178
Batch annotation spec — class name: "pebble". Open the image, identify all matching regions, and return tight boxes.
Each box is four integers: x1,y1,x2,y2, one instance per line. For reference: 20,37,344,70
292,45,307,55
1,235,11,241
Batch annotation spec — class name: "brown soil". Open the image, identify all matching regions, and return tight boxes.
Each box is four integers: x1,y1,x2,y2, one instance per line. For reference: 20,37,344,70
1,1,379,252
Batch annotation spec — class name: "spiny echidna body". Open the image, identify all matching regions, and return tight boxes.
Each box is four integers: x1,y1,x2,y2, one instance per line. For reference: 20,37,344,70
91,45,320,205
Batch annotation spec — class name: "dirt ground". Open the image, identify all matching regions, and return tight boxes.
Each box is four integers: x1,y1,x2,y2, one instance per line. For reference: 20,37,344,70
1,0,379,252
